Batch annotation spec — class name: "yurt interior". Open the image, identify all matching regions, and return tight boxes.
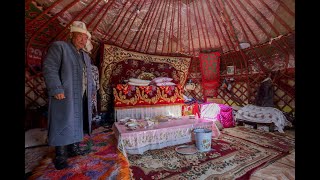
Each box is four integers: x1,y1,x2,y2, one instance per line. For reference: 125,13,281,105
25,0,296,179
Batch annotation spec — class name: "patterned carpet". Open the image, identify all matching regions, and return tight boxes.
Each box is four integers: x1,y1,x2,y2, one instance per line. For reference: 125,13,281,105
127,126,294,180
25,126,295,180
26,127,130,180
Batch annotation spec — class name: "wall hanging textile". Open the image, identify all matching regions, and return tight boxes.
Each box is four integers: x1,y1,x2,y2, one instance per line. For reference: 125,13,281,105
199,52,221,101
100,44,191,112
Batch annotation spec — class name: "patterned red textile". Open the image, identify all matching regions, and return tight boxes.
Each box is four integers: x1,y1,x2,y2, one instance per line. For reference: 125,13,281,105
113,84,184,107
199,52,221,100
199,52,220,81
110,59,181,85
182,102,200,117
202,81,220,98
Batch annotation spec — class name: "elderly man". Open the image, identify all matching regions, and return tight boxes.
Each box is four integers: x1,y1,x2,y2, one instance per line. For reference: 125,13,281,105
42,21,95,170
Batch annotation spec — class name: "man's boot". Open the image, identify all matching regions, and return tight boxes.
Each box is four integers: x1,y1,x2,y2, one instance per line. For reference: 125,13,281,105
54,146,68,170
67,142,85,157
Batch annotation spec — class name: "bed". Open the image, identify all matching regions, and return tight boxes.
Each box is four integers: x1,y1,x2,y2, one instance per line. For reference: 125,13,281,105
235,104,292,133
113,82,185,120
234,77,292,133
99,44,192,119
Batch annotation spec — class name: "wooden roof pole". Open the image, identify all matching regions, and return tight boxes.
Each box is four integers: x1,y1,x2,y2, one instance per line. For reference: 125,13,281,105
161,0,172,54
274,0,295,17
168,0,177,53
194,0,208,49
186,0,195,56
128,1,155,49
26,0,80,65
215,0,238,51
185,0,191,54
170,1,179,52
258,0,292,33
228,0,259,44
191,0,202,52
217,0,238,46
205,0,222,49
154,0,169,53
119,0,148,47
143,0,165,52
199,0,212,48
28,0,64,25
224,0,250,42
178,0,182,52
211,0,232,52
102,1,134,42
114,0,145,44
145,0,166,52
100,0,131,42
244,0,280,36
91,0,115,33
134,0,159,50
236,0,272,39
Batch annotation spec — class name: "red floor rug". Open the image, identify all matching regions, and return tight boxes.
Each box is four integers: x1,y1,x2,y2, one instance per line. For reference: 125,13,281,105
128,126,294,180
28,130,130,180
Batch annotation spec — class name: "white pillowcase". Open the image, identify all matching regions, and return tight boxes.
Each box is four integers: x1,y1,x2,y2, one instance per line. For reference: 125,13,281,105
156,82,176,86
128,81,150,86
129,78,151,84
152,77,173,83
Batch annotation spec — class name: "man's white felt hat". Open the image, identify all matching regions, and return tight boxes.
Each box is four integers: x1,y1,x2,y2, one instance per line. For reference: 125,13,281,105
70,21,91,37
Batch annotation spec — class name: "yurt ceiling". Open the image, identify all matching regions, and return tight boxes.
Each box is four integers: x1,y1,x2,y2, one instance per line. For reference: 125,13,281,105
26,0,295,57
25,0,295,110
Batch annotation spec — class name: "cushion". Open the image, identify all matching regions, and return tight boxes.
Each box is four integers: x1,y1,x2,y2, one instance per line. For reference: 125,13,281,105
138,72,156,80
129,78,151,84
128,81,150,86
152,77,173,83
156,82,176,86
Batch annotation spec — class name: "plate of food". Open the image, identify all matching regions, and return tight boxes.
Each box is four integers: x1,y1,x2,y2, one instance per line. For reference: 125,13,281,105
126,122,138,127
119,118,129,125
175,145,198,155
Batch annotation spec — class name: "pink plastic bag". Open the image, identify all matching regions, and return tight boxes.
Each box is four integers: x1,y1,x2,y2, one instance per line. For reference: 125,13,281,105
217,104,234,128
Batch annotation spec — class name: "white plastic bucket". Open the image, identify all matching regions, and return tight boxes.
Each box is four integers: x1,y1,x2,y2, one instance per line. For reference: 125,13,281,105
194,128,212,152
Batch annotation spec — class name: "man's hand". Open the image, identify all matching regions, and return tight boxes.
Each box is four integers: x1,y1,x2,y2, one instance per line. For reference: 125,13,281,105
54,93,66,100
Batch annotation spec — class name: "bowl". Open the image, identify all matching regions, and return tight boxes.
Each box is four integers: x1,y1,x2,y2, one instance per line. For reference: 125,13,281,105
119,118,128,125
145,117,151,121
129,118,137,122
126,122,138,127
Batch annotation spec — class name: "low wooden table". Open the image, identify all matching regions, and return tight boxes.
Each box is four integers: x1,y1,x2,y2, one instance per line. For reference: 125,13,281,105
113,117,215,155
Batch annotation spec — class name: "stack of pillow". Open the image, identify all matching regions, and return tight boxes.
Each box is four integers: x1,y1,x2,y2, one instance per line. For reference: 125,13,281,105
151,77,176,86
127,77,176,86
128,78,151,86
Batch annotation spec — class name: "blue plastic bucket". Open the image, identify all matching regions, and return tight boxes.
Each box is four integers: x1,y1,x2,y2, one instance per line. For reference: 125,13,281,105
194,128,212,152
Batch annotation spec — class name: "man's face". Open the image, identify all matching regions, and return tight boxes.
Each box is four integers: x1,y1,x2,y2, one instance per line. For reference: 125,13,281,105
71,32,88,50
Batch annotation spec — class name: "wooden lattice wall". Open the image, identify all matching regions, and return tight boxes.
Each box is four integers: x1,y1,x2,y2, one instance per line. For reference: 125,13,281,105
184,32,295,116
